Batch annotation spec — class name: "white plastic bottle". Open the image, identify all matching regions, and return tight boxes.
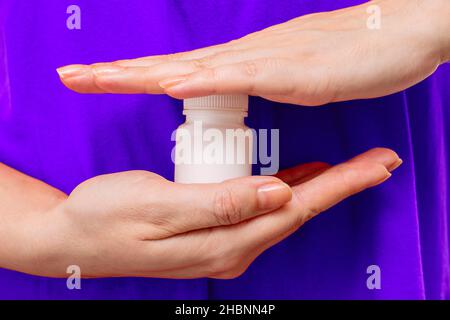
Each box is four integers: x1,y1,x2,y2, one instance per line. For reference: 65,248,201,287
174,95,252,183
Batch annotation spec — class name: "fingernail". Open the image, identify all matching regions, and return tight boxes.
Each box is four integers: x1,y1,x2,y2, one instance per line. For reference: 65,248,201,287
92,65,124,76
159,77,187,89
257,182,292,211
56,65,89,79
387,158,403,172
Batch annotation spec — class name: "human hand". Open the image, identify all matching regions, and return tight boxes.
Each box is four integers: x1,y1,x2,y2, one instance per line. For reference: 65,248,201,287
57,0,450,105
13,148,401,279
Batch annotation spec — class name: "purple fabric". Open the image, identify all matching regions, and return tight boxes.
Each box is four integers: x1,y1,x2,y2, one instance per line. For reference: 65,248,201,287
0,0,449,299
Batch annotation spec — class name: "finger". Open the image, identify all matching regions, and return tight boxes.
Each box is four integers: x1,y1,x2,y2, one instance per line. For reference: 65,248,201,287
140,148,401,278
90,51,266,93
89,34,262,68
56,42,236,92
275,161,331,185
147,157,393,279
57,64,107,93
112,42,233,67
142,161,329,239
143,175,292,237
57,62,192,94
135,162,327,277
58,57,297,96
159,58,332,105
159,58,295,98
207,148,401,265
57,47,272,94
276,148,402,188
347,147,403,172
90,62,201,94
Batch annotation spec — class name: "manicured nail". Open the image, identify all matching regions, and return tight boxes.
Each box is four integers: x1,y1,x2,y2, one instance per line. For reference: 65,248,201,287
159,77,187,89
92,65,124,76
257,182,292,211
387,158,403,172
56,65,89,79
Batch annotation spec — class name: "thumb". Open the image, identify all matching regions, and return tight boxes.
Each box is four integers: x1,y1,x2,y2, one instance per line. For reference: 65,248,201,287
154,175,292,234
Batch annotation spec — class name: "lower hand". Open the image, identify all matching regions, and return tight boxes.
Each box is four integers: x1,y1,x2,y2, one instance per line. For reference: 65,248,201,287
10,148,401,279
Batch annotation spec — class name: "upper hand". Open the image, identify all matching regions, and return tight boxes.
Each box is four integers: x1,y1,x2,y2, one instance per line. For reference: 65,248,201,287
57,0,450,105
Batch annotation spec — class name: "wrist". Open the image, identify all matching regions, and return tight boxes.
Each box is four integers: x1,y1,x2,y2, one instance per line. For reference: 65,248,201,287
0,201,71,278
421,0,450,63
30,203,75,278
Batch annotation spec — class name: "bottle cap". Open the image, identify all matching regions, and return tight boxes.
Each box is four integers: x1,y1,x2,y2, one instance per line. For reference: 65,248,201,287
184,95,248,112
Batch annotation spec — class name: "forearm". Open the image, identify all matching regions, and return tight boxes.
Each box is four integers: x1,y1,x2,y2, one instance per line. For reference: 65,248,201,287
0,163,67,274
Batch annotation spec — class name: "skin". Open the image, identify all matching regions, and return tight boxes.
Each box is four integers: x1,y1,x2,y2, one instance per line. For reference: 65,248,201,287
57,0,450,105
2,0,447,278
0,148,401,278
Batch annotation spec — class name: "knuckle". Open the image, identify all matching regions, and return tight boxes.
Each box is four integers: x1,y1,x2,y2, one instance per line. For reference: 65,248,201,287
337,162,372,183
303,206,321,224
192,56,213,69
327,163,361,193
129,172,166,202
292,187,321,224
92,71,112,90
240,61,259,94
213,187,243,225
207,67,220,82
240,58,282,94
197,67,220,91
129,171,164,188
243,60,259,77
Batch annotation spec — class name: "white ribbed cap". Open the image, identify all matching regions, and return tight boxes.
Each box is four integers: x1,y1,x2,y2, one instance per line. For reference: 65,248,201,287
184,95,248,112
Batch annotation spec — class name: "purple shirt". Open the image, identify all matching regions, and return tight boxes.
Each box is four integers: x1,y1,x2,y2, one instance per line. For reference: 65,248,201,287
0,0,449,299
